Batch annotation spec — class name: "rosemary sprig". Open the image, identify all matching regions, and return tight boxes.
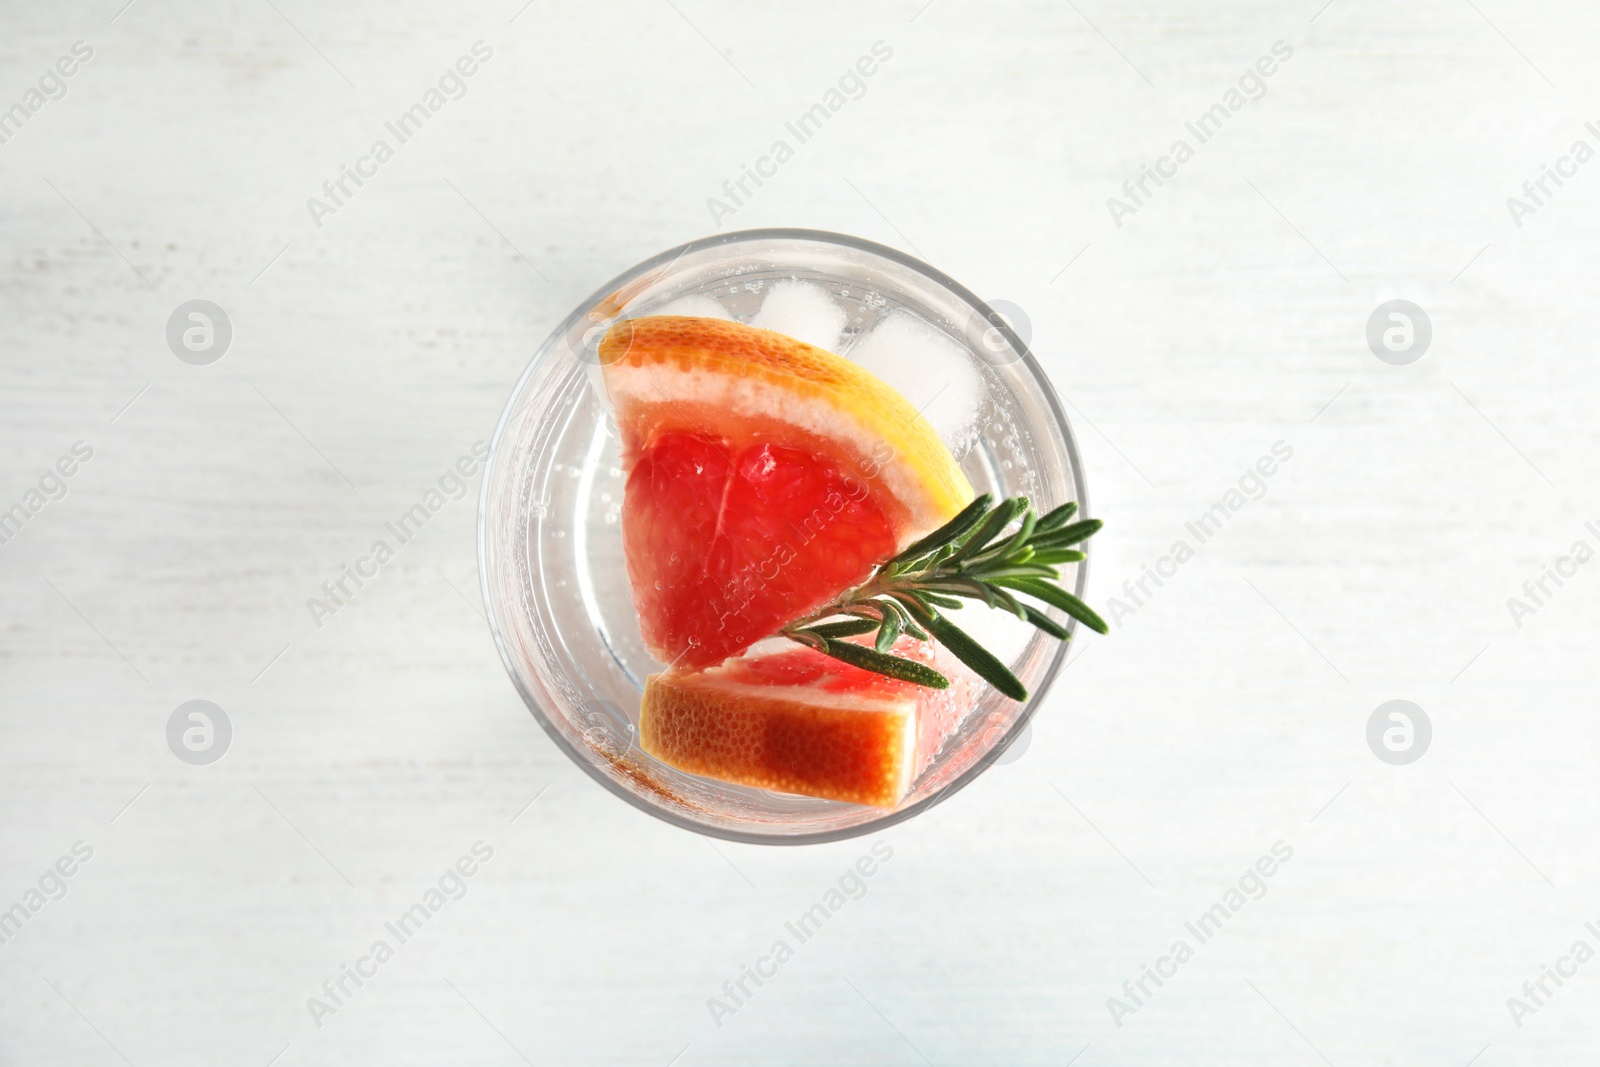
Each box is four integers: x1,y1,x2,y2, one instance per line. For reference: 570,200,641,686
780,494,1107,699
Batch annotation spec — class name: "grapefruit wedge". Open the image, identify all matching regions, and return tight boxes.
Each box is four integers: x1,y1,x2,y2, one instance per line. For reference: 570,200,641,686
639,636,978,808
600,315,974,670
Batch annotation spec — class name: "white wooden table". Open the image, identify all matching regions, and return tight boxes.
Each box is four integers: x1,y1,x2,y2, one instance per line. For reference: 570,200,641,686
4,1,1599,1063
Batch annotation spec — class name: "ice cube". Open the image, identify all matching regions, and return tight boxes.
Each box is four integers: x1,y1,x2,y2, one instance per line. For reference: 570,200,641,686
845,311,984,457
653,295,733,320
750,280,847,352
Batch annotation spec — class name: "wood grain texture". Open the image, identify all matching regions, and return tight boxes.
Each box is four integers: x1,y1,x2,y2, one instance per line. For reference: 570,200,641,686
3,1,1599,1063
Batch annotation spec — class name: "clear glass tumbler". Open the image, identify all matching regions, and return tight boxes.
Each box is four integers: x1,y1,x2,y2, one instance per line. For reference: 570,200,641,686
478,228,1091,843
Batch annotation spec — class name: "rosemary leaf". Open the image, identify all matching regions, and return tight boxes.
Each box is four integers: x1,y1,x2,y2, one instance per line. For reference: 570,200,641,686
874,608,903,652
1031,518,1103,550
973,564,1061,581
993,507,1038,560
987,585,1027,620
992,576,1110,635
802,618,880,639
891,493,993,564
787,628,824,651
890,591,938,628
1035,500,1079,531
923,612,1028,700
881,598,927,641
1027,548,1087,565
920,578,999,603
1018,604,1071,640
949,497,1028,563
816,639,950,689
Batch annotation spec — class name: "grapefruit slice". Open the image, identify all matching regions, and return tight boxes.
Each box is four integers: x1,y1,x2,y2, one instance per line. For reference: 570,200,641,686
639,636,978,808
600,315,974,670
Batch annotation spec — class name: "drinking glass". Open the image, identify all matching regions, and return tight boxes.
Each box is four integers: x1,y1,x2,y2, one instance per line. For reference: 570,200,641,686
478,228,1091,843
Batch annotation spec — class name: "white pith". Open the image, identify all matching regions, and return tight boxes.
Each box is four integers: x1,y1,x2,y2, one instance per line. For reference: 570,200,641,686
679,673,916,715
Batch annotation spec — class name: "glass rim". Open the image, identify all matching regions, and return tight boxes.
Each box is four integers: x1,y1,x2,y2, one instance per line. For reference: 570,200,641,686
477,226,1092,845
